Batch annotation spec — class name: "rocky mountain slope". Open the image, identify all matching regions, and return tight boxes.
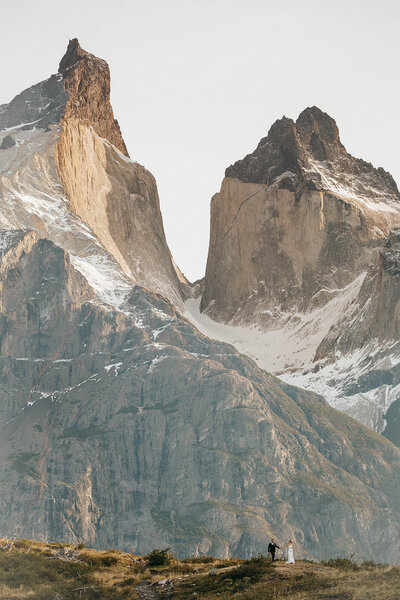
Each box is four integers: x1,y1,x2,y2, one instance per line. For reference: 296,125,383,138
2,230,400,560
2,42,400,561
198,107,400,434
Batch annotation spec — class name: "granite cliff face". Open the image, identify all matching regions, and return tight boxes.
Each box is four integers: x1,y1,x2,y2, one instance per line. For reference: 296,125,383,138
197,107,400,433
2,231,400,560
2,44,400,560
0,39,184,309
202,107,400,321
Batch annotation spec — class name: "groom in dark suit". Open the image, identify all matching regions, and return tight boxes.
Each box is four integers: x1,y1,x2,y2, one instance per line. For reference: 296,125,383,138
268,539,280,561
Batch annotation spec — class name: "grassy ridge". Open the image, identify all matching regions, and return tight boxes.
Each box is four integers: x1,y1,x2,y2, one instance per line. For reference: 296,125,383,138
0,539,399,599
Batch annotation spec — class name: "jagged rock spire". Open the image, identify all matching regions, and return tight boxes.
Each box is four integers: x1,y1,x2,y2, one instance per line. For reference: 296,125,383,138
225,106,400,198
58,38,87,73
58,38,129,156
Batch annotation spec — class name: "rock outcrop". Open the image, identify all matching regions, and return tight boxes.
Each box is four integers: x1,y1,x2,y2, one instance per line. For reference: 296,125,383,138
197,108,400,432
1,230,400,561
202,107,400,322
58,38,128,156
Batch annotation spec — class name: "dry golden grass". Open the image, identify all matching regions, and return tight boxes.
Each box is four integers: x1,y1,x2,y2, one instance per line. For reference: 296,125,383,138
0,584,36,598
173,558,400,599
1,539,399,599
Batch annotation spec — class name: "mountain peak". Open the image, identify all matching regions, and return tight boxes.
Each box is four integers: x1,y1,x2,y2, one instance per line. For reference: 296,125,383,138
296,105,337,128
225,107,399,201
296,106,342,159
57,39,129,156
0,39,184,314
58,38,86,73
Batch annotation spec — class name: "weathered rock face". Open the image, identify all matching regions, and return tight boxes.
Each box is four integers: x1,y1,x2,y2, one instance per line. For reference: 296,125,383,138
0,39,184,308
0,230,93,359
59,38,128,156
0,72,67,131
225,107,398,197
198,108,400,433
309,228,400,433
2,230,400,561
202,107,400,322
316,229,400,358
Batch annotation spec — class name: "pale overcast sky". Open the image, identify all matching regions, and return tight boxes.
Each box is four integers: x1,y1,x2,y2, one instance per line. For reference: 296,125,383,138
1,0,399,280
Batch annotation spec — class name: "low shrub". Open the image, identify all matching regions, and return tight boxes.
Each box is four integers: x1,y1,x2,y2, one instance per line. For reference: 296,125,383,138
225,555,271,582
144,547,173,567
361,560,383,569
13,539,33,550
116,577,137,587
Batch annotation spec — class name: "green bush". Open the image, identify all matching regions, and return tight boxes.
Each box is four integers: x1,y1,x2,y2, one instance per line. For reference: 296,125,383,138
144,547,173,567
225,555,271,582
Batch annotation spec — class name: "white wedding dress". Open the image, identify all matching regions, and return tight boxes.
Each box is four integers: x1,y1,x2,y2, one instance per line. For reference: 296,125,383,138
286,544,295,564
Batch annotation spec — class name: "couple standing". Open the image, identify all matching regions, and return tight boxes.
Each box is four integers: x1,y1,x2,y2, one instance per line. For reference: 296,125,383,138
267,538,295,564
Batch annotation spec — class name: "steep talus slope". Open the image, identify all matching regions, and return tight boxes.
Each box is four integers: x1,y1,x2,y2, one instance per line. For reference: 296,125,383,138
1,231,400,560
197,107,400,432
0,39,183,308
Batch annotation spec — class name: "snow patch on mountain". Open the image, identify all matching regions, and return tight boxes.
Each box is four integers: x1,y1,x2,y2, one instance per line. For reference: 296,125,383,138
183,274,400,430
0,126,136,311
284,342,400,432
185,273,365,373
307,158,400,214
70,254,133,309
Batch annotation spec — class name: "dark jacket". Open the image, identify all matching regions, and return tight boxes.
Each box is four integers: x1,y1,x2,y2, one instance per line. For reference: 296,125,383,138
268,543,280,553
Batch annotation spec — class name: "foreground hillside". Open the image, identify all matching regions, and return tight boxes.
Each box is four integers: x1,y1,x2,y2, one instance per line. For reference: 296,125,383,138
0,539,399,600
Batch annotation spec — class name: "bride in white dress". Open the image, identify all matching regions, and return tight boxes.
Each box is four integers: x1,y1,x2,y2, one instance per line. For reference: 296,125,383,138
286,540,295,564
